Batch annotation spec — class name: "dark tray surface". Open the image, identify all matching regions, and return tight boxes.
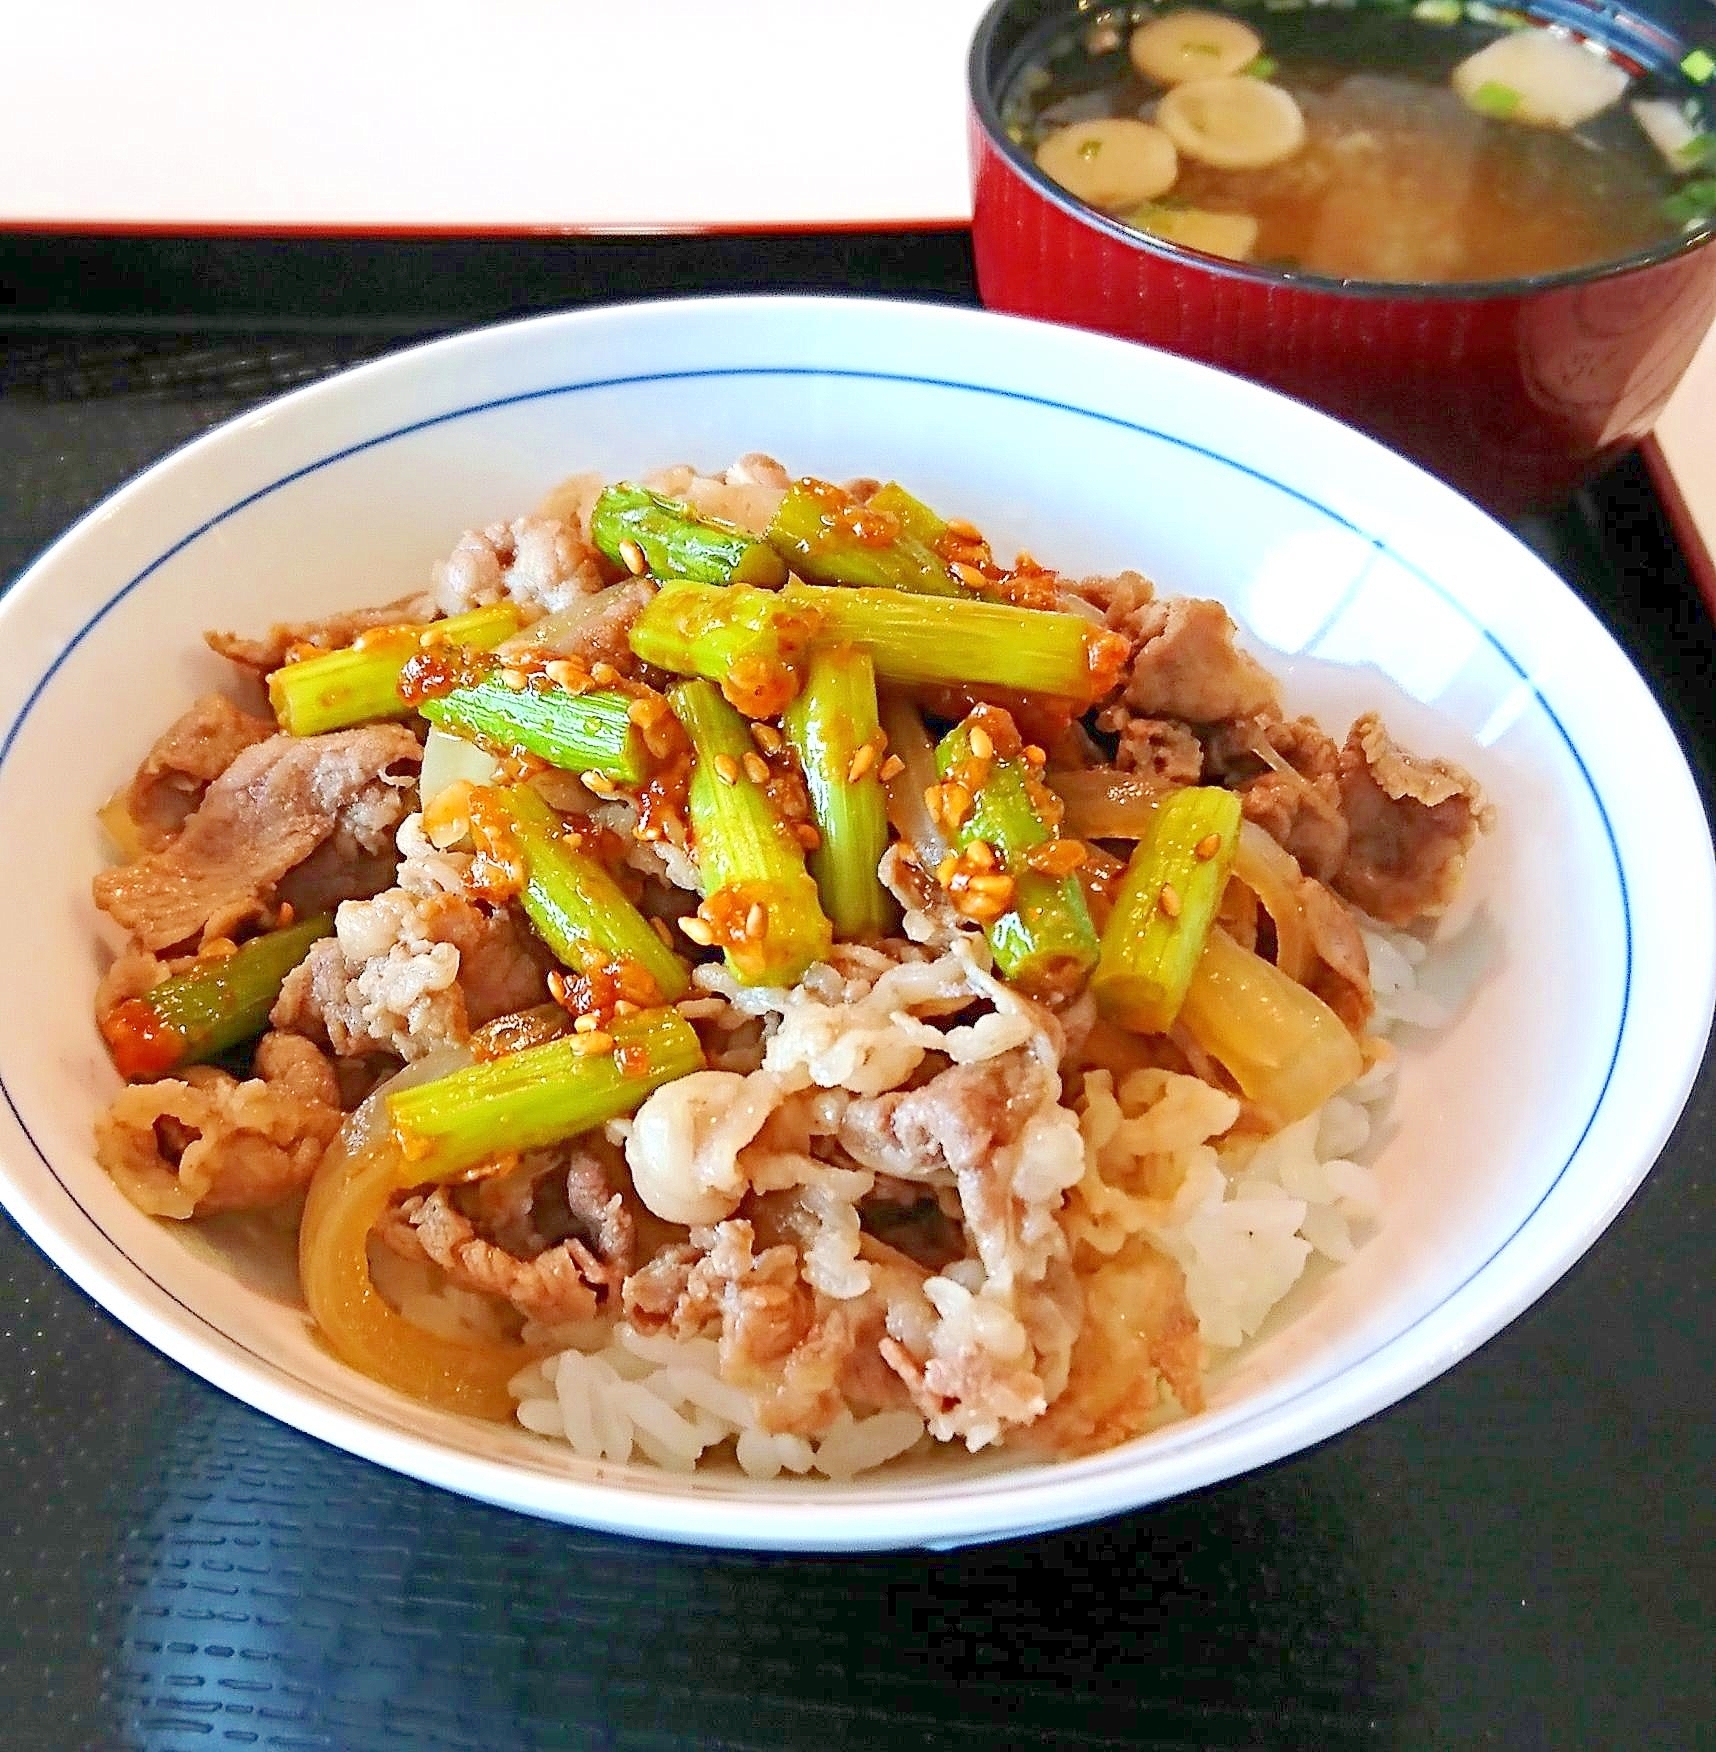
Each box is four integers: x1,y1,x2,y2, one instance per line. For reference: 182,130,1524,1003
2,305,1712,1752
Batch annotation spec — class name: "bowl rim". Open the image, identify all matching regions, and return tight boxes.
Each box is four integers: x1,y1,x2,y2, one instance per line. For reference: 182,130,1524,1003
968,0,1716,303
2,292,1712,1549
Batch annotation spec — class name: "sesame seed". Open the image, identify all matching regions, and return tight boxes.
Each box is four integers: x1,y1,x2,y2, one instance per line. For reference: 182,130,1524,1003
1023,745,1047,767
714,753,741,786
499,668,529,691
967,839,996,869
573,1013,599,1033
879,754,906,782
276,902,297,926
612,998,639,1018
742,751,771,785
571,1031,616,1057
847,743,877,783
547,971,568,1002
650,916,675,947
583,771,618,796
1195,833,1223,861
935,854,960,888
952,562,989,591
794,822,821,851
619,539,647,576
945,516,983,541
967,724,995,762
970,873,1015,900
591,661,622,686
940,782,973,827
1158,882,1182,919
679,915,716,947
751,722,784,755
745,902,768,940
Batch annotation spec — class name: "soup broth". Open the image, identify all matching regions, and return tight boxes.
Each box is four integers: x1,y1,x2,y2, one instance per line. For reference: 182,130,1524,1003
1004,3,1716,284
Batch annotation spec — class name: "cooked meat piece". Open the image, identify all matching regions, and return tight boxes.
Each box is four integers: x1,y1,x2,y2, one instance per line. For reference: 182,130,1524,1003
273,884,545,1061
1206,715,1349,882
505,580,655,671
433,515,606,617
619,1218,855,1436
1335,713,1491,925
1035,1237,1203,1456
118,695,276,852
1121,596,1281,725
93,725,421,951
621,1242,708,1332
206,592,438,676
877,844,971,951
383,1190,599,1327
377,1143,634,1327
643,454,790,535
1109,715,1205,789
1298,877,1373,1031
95,1032,343,1219
94,940,179,1017
1062,570,1158,643
839,1050,1037,1184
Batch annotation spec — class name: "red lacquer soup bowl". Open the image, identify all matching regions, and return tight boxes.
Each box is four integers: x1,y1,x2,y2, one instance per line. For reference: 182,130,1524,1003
969,0,1716,514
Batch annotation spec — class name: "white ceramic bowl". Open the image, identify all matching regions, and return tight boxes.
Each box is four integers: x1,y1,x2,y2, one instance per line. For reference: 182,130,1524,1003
1,296,1710,1550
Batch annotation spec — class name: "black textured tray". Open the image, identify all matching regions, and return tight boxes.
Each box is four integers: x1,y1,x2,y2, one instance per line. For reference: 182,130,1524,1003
3,253,1713,1752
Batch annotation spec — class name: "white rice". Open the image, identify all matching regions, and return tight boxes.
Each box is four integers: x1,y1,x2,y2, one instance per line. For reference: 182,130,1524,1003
509,1321,928,1479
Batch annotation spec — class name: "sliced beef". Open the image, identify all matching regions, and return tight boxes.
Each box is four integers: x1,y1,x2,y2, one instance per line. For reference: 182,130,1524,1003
206,591,438,677
378,1144,634,1327
433,515,606,617
1110,715,1204,789
1062,570,1158,643
838,1049,1052,1185
1205,715,1350,882
1334,712,1491,925
1298,876,1374,1031
1120,596,1281,726
95,1032,343,1219
93,725,422,951
502,580,656,671
273,885,545,1061
118,694,276,852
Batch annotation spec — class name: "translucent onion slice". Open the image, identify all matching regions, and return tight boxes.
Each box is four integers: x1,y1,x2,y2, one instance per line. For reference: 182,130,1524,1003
1130,9,1263,86
1050,766,1161,841
1157,77,1307,170
879,694,951,867
1036,117,1180,210
1231,819,1312,983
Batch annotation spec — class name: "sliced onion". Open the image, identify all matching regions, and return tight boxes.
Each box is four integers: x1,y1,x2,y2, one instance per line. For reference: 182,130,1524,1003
880,695,950,866
500,583,636,657
1231,819,1312,983
1050,767,1163,840
419,724,500,818
98,793,148,862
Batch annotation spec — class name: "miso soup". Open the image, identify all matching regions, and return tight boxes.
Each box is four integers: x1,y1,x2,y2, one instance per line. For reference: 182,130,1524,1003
1003,2,1716,284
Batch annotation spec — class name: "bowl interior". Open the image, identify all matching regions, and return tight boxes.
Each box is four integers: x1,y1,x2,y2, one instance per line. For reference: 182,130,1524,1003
0,297,1706,1548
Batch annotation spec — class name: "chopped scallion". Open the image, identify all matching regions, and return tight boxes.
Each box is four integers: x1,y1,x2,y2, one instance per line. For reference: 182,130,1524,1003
1470,79,1524,119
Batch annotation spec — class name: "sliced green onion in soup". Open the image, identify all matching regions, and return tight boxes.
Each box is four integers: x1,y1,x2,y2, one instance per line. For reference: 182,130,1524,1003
1470,80,1524,119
